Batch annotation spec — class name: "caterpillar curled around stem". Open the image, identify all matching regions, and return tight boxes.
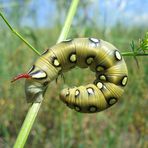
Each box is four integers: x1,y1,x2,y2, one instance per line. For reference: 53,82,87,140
12,38,128,113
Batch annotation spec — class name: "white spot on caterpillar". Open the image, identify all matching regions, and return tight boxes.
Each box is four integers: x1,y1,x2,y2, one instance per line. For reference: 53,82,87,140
87,88,94,95
62,39,72,42
89,38,99,43
66,91,70,96
89,38,100,47
31,70,47,79
75,89,80,97
53,59,60,66
122,76,128,86
115,50,122,61
97,82,103,89
70,54,77,62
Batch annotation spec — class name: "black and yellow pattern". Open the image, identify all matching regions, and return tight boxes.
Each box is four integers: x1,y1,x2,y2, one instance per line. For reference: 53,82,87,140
24,38,128,113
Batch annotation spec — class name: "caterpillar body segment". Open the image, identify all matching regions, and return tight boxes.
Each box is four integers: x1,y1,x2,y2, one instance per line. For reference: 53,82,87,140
14,37,128,113
60,84,108,113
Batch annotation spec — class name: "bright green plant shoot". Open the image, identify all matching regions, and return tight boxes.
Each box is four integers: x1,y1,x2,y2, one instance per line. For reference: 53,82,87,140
0,12,40,56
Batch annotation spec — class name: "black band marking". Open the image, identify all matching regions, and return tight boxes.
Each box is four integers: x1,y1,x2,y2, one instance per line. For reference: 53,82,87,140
41,49,49,55
28,65,35,74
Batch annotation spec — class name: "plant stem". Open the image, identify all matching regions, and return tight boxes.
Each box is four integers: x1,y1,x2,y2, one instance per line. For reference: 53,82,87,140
13,0,79,147
57,0,79,43
0,12,41,55
14,100,42,148
122,51,148,56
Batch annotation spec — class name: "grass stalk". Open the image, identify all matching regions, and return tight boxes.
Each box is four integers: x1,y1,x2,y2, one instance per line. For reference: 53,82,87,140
57,0,79,43
122,52,148,56
0,12,41,55
14,100,42,148
13,0,79,147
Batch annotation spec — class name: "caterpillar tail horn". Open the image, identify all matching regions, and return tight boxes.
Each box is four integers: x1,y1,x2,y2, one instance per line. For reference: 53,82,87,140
11,73,31,83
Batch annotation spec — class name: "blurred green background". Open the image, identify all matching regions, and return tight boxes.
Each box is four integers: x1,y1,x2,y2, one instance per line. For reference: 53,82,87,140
0,0,147,148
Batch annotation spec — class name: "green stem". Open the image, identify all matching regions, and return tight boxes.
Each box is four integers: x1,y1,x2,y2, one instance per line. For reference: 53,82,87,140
0,12,41,55
14,100,42,148
121,51,148,56
13,0,79,147
57,0,79,43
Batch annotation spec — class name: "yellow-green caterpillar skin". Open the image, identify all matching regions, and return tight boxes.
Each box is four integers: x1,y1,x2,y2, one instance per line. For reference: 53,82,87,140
25,38,128,113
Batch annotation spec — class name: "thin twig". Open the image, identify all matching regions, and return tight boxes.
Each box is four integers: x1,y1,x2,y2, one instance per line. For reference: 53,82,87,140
0,12,41,55
122,52,148,56
57,0,79,43
14,99,42,148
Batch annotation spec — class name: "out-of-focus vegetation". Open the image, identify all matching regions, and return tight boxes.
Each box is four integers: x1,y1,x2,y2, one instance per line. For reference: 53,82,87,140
0,1,148,148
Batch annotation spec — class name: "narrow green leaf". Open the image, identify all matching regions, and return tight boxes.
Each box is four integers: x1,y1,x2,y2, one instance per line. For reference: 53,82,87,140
57,0,79,43
14,99,43,148
0,12,41,55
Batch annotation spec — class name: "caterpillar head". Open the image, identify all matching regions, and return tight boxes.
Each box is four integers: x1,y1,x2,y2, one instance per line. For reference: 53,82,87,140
11,67,48,103
25,78,48,103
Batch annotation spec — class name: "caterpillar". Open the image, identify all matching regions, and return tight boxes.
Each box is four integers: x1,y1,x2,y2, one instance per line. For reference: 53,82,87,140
12,38,128,113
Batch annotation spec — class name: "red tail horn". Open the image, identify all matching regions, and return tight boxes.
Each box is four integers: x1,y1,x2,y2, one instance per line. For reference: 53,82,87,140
11,73,31,83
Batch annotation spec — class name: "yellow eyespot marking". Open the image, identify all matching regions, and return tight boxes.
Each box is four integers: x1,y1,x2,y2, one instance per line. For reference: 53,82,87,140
109,98,117,105
115,50,122,61
122,76,128,86
89,106,97,112
53,59,60,66
99,75,106,81
96,82,103,89
86,57,94,65
70,54,77,62
96,66,104,72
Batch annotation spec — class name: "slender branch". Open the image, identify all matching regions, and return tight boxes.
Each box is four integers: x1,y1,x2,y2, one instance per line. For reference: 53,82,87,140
0,12,41,55
57,0,79,43
13,0,79,147
14,99,42,148
122,32,148,57
122,51,148,56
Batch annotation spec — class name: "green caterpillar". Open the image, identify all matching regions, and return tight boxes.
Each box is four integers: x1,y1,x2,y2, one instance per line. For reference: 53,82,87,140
12,38,128,113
